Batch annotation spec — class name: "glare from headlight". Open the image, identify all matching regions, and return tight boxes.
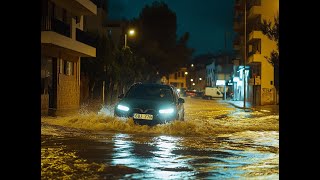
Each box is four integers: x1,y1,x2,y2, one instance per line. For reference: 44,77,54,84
177,89,181,92
159,108,174,114
117,104,129,111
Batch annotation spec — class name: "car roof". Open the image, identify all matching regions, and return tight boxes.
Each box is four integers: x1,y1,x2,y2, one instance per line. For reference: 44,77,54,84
132,83,174,89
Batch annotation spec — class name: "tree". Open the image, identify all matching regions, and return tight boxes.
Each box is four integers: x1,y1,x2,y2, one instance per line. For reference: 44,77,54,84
132,1,194,77
261,13,279,92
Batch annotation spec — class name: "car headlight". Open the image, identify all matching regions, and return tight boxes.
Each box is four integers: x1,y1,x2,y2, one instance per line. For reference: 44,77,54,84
159,108,174,114
117,104,130,111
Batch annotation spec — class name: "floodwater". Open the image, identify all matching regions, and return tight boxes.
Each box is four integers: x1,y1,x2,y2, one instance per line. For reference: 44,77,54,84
41,98,279,179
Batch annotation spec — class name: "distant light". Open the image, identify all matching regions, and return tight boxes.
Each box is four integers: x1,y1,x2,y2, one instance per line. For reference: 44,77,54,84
185,72,188,75
190,79,193,82
192,83,195,86
191,64,194,67
199,78,202,81
216,80,225,86
128,29,135,36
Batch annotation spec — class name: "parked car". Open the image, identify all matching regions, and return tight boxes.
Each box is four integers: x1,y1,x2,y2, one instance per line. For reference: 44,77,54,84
185,90,196,97
203,87,223,99
114,83,185,126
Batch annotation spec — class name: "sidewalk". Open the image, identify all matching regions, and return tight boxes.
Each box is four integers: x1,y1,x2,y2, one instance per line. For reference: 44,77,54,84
225,100,253,111
225,100,279,113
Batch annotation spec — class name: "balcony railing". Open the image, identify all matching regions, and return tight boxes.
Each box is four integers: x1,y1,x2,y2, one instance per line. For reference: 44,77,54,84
247,23,262,33
248,50,261,58
76,29,97,47
247,0,261,9
41,16,70,38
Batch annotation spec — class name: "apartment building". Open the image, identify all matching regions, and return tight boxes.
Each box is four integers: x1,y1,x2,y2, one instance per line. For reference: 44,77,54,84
233,0,279,105
41,0,97,115
167,67,188,89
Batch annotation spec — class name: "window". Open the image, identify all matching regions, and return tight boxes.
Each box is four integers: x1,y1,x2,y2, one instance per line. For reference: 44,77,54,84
64,60,74,76
75,16,80,24
181,83,184,87
62,8,67,23
51,2,55,17
182,72,185,77
174,73,177,79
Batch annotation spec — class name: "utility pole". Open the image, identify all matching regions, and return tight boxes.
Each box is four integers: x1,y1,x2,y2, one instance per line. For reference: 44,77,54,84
243,0,247,109
224,31,227,100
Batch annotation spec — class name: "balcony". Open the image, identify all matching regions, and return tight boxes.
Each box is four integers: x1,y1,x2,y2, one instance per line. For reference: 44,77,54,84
247,53,264,64
41,17,70,38
234,21,241,31
41,17,96,57
233,39,241,50
248,6,262,19
51,0,97,15
76,29,97,47
248,30,264,41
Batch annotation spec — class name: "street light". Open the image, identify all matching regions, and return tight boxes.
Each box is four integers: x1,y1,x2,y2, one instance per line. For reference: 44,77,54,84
185,72,188,75
125,28,135,48
190,79,193,82
199,78,202,81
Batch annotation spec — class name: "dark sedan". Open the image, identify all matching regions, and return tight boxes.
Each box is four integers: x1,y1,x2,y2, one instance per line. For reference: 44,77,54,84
114,83,185,125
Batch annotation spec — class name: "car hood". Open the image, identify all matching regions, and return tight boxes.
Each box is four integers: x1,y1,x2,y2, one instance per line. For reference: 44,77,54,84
118,98,175,110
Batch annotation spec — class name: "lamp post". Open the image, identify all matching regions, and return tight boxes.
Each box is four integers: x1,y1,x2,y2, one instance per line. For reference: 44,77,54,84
244,0,247,109
125,29,135,48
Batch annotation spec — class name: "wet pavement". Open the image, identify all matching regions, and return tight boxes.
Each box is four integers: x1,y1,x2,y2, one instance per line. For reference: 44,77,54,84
41,97,279,179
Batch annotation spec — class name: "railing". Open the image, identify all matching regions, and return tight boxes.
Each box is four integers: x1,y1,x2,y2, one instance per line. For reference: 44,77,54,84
247,23,262,33
76,29,97,47
41,16,70,38
248,50,260,57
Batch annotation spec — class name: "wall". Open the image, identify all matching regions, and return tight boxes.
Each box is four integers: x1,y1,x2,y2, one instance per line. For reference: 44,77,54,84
41,94,49,115
260,0,278,105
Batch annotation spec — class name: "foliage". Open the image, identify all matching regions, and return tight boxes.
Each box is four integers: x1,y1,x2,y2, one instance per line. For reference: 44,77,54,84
261,13,279,91
261,13,279,67
132,1,194,76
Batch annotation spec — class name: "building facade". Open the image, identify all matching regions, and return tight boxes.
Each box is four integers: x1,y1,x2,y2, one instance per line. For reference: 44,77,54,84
167,67,187,89
233,0,279,105
41,0,97,116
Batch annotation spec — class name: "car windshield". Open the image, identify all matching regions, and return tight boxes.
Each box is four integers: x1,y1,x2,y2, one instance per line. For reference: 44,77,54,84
126,85,173,101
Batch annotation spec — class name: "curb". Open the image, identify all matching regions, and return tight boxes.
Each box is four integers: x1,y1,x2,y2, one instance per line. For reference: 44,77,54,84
227,102,254,111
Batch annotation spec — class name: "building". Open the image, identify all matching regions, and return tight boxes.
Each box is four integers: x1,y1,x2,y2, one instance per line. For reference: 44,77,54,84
41,0,97,116
106,21,127,49
233,0,278,105
205,54,233,97
83,0,108,37
206,61,216,87
167,68,188,89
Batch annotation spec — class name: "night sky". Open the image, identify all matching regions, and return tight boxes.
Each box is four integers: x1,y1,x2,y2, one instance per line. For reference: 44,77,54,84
108,0,235,57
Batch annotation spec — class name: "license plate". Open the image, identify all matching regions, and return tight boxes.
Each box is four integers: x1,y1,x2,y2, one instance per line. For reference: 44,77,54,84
133,113,153,120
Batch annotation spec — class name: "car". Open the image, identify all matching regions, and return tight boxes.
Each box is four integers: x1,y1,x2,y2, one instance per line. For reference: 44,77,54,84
185,90,196,97
114,83,185,126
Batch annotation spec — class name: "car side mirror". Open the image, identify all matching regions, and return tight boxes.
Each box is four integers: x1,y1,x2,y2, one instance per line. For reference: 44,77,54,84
178,98,185,104
118,94,124,99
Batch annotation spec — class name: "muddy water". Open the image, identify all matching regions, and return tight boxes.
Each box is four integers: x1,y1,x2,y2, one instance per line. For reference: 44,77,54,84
41,98,279,179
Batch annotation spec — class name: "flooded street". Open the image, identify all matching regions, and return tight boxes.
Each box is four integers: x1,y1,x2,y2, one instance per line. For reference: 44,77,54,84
41,98,279,179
